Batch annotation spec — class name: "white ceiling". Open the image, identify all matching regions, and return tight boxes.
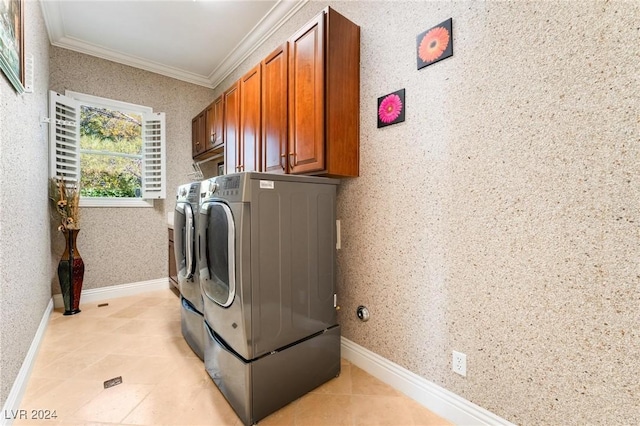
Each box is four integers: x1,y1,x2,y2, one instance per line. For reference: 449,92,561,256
40,0,306,88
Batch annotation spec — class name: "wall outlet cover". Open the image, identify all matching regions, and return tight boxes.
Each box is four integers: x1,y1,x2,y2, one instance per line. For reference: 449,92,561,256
452,350,467,377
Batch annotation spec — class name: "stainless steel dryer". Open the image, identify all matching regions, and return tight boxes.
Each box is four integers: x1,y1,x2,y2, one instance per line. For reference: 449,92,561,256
197,172,341,425
174,181,204,360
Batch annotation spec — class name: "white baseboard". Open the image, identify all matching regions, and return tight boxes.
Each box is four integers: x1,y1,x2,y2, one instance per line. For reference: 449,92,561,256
1,299,54,426
53,278,171,309
340,337,515,426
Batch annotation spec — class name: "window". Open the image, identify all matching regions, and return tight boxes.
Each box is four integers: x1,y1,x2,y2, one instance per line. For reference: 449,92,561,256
48,91,166,207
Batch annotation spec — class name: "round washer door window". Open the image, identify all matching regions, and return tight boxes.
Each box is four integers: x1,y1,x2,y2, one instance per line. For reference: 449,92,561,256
200,201,235,307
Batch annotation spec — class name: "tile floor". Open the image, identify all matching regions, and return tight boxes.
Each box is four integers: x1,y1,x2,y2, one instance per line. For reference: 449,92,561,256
16,289,451,426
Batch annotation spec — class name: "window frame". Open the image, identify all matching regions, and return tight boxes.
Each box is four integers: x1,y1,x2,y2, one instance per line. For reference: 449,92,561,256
65,91,157,208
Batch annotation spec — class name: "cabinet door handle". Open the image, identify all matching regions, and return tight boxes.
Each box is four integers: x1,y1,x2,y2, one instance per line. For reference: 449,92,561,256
280,153,287,171
288,152,296,167
210,133,215,144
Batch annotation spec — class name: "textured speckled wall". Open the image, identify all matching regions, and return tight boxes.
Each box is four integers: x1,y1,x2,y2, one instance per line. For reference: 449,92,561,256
0,0,52,407
213,1,640,424
49,49,214,293
5,1,634,423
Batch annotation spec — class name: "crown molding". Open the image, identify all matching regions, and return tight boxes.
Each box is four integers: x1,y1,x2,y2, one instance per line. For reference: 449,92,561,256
40,0,308,89
208,0,308,89
51,34,214,87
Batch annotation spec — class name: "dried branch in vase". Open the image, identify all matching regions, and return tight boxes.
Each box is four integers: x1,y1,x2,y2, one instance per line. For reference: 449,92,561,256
49,177,81,231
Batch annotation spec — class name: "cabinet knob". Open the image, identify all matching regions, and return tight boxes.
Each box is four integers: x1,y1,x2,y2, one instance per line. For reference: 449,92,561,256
288,152,296,167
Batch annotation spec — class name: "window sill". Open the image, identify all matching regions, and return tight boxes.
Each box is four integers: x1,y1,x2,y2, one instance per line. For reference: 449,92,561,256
80,198,154,208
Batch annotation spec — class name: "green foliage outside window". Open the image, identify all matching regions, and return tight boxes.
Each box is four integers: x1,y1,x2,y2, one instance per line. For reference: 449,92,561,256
79,106,143,198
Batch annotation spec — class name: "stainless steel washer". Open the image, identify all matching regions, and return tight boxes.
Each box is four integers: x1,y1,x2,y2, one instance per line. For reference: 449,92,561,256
174,181,204,360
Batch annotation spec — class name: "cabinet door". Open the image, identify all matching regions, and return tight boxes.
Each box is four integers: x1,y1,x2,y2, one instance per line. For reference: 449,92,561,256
192,111,207,158
288,12,325,174
191,116,199,158
205,102,215,151
212,95,224,150
197,111,206,156
240,64,261,173
261,43,288,174
224,81,241,174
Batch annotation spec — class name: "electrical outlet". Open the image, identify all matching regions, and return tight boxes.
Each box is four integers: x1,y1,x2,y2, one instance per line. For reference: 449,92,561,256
452,351,467,376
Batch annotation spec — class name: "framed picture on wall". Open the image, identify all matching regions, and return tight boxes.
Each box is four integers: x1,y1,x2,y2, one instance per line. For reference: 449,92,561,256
377,88,405,128
416,18,453,70
0,0,25,93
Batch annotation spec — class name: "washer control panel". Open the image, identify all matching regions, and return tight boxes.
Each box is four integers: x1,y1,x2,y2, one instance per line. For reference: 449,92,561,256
177,182,201,203
201,175,243,201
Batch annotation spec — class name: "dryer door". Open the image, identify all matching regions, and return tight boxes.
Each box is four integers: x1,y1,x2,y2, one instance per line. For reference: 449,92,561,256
200,201,236,307
175,202,195,280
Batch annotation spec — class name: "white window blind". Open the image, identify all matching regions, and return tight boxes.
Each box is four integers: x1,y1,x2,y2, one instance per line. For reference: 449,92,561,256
49,91,80,185
141,112,166,199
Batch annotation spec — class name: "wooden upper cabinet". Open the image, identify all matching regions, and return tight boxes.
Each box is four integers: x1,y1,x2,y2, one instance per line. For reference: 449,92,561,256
192,110,207,158
192,7,359,177
224,81,241,174
240,64,261,173
207,96,224,151
193,97,223,161
288,7,360,177
261,43,289,174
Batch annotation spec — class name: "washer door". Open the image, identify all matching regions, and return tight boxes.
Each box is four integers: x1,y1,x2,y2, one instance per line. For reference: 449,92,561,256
200,201,236,307
175,202,195,280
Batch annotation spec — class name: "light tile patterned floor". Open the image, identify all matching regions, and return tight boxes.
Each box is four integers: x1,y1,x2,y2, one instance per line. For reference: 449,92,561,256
16,289,451,426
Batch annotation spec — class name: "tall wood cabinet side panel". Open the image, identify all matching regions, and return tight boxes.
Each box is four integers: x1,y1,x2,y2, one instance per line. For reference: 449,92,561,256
325,7,360,177
288,13,325,174
240,64,262,173
224,81,241,174
261,43,289,174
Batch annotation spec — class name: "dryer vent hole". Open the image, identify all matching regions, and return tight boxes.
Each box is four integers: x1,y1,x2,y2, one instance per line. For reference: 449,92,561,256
356,306,370,322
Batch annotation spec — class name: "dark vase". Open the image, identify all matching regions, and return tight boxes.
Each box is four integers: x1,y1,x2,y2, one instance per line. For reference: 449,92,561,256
57,229,85,315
